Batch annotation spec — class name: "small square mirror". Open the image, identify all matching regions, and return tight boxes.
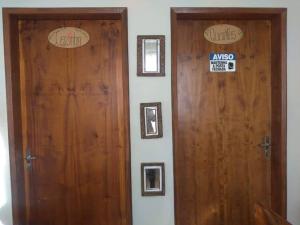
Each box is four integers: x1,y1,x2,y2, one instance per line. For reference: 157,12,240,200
137,35,165,76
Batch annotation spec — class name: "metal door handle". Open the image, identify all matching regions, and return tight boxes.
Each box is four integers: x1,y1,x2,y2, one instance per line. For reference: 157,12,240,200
258,136,271,158
24,149,37,168
25,154,37,162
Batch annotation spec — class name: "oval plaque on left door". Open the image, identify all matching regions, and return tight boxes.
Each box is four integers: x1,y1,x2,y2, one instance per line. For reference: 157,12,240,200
48,27,90,48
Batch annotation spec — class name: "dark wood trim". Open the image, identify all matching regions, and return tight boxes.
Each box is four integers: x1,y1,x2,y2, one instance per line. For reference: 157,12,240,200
140,102,163,139
3,9,24,225
171,7,287,20
171,7,287,224
141,162,165,196
270,9,287,218
254,203,292,225
2,7,132,225
2,7,126,20
120,8,133,225
137,35,165,76
170,8,179,225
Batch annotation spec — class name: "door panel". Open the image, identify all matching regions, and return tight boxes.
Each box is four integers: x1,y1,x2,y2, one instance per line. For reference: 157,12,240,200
173,18,274,225
18,19,130,225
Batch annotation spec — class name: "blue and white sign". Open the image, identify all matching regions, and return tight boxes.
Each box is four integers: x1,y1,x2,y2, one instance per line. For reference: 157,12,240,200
209,53,236,72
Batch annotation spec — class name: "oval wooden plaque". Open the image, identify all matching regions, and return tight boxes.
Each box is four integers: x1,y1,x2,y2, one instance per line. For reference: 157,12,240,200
204,24,243,44
48,27,90,48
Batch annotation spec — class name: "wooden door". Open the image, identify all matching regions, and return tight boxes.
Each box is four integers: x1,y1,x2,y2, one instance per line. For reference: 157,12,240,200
171,8,287,225
4,8,131,225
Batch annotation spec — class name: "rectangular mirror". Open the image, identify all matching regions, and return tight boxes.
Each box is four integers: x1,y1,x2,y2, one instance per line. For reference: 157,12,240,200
143,39,160,73
137,35,165,76
141,163,165,196
140,102,163,139
145,105,158,135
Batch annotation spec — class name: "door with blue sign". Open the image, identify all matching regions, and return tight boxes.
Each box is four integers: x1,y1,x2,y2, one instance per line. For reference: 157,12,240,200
173,13,286,225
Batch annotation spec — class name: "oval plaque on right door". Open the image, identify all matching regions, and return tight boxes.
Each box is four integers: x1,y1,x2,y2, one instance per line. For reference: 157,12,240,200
204,24,243,44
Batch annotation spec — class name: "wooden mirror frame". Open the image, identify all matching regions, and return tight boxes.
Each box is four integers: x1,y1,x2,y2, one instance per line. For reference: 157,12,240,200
141,162,165,196
140,102,163,139
137,35,165,76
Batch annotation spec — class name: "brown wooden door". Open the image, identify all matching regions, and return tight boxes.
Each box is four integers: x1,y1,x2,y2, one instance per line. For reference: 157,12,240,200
171,8,286,225
16,17,130,225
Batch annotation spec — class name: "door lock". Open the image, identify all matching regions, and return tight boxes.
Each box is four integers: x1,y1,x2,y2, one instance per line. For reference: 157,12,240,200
258,136,271,158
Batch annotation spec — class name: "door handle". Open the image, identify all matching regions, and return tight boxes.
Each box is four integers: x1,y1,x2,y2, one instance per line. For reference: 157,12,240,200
25,154,37,162
258,136,271,158
24,148,37,168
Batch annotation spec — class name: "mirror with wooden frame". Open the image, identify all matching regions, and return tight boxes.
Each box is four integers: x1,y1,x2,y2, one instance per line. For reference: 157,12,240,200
140,102,163,139
137,35,165,76
141,162,165,196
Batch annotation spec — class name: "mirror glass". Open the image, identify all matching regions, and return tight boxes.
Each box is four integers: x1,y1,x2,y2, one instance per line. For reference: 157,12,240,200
144,106,158,136
144,166,162,192
142,39,160,73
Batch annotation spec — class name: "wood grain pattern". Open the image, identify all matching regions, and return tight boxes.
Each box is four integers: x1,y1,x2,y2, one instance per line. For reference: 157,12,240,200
171,8,287,225
3,8,131,225
175,19,271,225
254,203,292,225
18,19,130,225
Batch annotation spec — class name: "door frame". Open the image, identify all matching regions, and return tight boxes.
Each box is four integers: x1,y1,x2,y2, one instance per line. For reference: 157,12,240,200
171,7,287,221
3,8,131,225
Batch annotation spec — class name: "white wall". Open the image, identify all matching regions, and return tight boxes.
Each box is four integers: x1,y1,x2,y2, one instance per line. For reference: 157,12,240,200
0,1,299,225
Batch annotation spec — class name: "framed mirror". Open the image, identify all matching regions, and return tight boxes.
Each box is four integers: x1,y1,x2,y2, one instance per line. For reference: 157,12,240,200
140,102,163,139
137,35,165,76
141,162,165,196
